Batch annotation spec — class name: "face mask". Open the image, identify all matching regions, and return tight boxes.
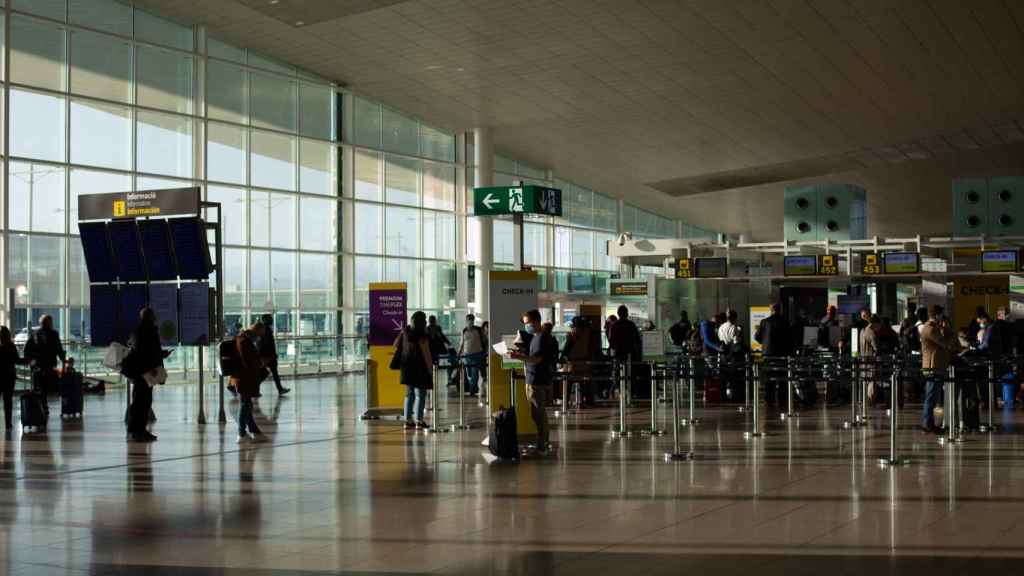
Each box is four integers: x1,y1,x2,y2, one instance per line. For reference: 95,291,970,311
524,324,536,335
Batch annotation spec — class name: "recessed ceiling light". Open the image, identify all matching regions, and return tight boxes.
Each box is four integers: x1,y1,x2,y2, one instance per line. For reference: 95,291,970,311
269,0,279,4
295,20,304,26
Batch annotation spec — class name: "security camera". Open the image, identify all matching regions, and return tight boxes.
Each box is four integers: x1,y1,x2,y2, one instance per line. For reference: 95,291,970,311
617,232,633,246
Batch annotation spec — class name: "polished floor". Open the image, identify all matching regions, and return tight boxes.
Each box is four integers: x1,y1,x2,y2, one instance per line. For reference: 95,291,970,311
2,375,1024,575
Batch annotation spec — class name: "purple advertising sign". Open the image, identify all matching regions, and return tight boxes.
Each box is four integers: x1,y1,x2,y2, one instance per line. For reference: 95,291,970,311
368,284,407,346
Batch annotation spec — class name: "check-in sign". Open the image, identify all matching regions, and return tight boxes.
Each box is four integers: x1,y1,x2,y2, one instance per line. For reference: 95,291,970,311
474,185,562,217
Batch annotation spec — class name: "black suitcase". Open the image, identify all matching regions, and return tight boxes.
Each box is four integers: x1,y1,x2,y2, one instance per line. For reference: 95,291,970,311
489,407,518,460
60,371,84,418
20,393,47,431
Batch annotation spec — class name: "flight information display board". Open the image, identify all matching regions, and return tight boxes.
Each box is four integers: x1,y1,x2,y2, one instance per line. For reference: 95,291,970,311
169,218,212,280
783,255,817,276
883,252,920,274
109,220,146,282
77,222,117,283
89,285,118,347
148,283,179,346
179,282,210,345
138,219,177,281
982,249,1018,273
695,257,728,278
118,284,147,343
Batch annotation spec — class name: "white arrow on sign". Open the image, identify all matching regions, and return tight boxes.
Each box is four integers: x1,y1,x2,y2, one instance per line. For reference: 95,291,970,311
391,319,404,330
482,193,500,210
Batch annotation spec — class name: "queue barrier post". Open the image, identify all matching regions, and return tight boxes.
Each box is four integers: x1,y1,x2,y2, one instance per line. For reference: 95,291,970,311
665,360,692,461
844,358,866,429
745,359,765,439
644,360,666,436
781,356,797,420
611,358,632,438
979,360,997,434
879,366,909,467
428,362,449,434
450,361,471,431
738,353,750,413
681,356,702,427
938,365,960,445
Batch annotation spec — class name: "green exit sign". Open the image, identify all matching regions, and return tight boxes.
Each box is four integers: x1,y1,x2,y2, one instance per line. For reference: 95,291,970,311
473,185,562,217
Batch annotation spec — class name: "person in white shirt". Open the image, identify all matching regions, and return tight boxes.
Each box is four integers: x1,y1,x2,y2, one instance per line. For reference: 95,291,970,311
717,309,742,351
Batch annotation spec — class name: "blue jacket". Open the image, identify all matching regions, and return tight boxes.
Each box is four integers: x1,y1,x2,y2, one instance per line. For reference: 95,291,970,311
700,320,722,354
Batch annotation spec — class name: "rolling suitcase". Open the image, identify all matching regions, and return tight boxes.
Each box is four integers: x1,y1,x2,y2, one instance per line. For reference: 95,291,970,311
20,393,47,431
60,369,84,418
488,407,519,460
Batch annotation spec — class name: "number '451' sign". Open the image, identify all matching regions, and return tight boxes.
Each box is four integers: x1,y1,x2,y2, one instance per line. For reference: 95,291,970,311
473,185,562,217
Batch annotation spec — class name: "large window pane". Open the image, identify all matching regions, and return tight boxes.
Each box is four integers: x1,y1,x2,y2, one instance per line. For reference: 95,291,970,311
68,240,88,307
385,207,419,258
251,72,297,132
420,125,454,162
572,230,593,269
248,52,293,75
251,130,296,190
135,10,192,51
205,185,247,245
208,37,245,64
70,0,133,36
422,161,454,210
250,249,270,309
137,109,193,178
300,253,336,308
300,83,333,140
11,15,66,91
354,202,382,254
593,193,618,231
422,261,455,309
525,222,547,267
70,29,131,102
271,251,296,309
207,122,246,185
9,162,66,234
385,155,418,207
137,45,193,114
11,88,66,162
71,99,132,170
422,211,454,261
70,168,130,223
269,193,296,249
385,258,420,309
300,196,337,252
12,0,65,20
352,96,381,148
299,139,335,195
353,256,381,309
594,232,617,271
207,59,247,123
223,248,247,308
354,149,381,201
494,219,514,263
9,234,65,306
554,226,571,268
382,107,418,156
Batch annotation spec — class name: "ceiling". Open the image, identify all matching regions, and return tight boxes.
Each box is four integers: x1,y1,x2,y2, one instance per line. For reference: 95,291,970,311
133,0,1024,239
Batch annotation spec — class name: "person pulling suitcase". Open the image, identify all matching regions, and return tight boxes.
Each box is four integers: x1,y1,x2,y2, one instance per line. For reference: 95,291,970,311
59,357,84,419
0,326,30,431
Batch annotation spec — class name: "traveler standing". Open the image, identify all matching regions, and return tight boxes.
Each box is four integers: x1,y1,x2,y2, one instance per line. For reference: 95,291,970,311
426,315,451,363
258,314,289,396
604,315,618,342
859,315,879,357
717,310,742,352
920,305,955,433
126,308,169,442
700,314,723,355
817,305,839,349
510,309,558,455
608,306,640,362
669,311,692,350
24,315,65,413
232,322,267,442
563,316,595,407
754,303,794,406
397,311,433,430
0,326,29,430
459,314,487,397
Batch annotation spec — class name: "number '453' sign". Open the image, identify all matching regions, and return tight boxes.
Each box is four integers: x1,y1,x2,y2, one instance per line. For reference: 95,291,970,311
473,185,562,217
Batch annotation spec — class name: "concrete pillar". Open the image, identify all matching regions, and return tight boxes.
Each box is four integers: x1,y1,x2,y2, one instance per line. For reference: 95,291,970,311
474,127,494,321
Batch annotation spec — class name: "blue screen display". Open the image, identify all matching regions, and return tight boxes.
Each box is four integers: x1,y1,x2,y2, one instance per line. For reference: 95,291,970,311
138,219,177,281
89,285,117,347
179,282,210,345
109,220,146,282
77,222,117,283
118,284,147,343
170,218,211,280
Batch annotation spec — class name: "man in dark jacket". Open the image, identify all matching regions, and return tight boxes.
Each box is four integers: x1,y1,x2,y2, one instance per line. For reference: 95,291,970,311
669,311,692,349
608,305,641,362
755,303,793,406
258,314,289,395
25,314,66,412
232,322,268,442
817,305,839,350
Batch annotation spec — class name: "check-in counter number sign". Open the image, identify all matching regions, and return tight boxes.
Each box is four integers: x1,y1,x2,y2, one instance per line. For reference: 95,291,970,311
862,254,881,275
818,255,838,276
676,258,693,279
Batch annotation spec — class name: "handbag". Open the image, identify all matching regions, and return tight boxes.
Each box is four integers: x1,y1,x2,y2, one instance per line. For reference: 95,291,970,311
103,342,129,369
389,334,404,371
142,366,168,387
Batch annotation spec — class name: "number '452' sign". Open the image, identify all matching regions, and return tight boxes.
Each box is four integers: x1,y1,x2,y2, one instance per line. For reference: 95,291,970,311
473,185,562,217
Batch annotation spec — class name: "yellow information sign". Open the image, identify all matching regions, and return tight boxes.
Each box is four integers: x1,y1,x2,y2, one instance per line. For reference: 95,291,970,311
675,257,693,278
817,254,838,276
862,253,881,275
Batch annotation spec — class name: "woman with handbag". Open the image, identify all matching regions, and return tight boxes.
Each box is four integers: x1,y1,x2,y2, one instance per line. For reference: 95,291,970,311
125,307,170,442
395,311,433,430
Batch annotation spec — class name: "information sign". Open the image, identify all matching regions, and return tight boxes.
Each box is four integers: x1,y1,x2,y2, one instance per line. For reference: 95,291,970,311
883,252,920,274
368,283,407,346
675,258,693,278
862,253,882,275
695,257,728,278
817,254,839,276
610,280,647,297
982,249,1018,273
783,255,817,276
78,187,201,221
473,185,562,217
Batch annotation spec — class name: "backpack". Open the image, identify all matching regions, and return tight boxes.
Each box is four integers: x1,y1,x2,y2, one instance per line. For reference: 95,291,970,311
218,339,242,377
488,407,519,460
669,321,689,347
900,322,921,353
688,325,704,354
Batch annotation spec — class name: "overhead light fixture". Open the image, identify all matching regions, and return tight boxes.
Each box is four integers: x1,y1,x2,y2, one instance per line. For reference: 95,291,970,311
269,0,279,4
295,20,304,26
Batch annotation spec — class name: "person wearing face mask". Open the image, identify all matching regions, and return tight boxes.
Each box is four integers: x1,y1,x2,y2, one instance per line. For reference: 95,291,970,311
458,314,487,397
510,309,558,455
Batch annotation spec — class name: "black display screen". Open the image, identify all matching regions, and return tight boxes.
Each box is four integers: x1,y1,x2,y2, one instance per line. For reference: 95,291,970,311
138,219,177,281
109,220,146,282
179,282,210,345
169,218,211,280
695,257,728,278
118,284,147,343
77,222,117,283
89,285,117,347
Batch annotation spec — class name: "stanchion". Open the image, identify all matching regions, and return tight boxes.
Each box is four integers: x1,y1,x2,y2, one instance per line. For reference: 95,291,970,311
450,361,470,431
428,362,449,434
738,354,750,413
745,360,765,439
555,372,569,418
939,365,960,445
844,359,865,428
681,356,701,426
781,356,797,420
879,368,909,467
979,360,997,433
664,361,692,461
197,346,207,424
644,361,665,436
611,360,631,438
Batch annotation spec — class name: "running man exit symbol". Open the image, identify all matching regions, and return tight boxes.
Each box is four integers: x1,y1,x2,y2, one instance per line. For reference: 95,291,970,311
509,187,524,212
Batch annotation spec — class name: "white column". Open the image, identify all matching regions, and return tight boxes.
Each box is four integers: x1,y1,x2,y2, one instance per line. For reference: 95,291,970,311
474,127,494,321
